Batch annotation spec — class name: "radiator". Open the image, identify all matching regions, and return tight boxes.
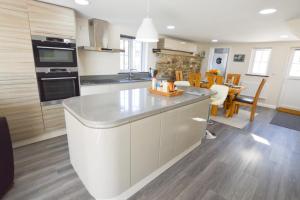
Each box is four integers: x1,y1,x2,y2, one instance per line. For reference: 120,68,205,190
240,81,267,99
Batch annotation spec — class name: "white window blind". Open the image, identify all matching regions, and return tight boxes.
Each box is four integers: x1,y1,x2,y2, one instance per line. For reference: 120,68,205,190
248,48,272,75
289,49,300,77
120,35,148,72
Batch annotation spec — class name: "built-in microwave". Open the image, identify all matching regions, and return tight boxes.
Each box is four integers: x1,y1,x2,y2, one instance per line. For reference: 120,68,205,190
32,35,77,68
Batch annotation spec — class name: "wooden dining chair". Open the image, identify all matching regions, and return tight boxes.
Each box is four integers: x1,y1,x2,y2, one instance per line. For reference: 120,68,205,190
194,72,201,87
205,72,224,88
206,74,215,88
231,79,266,121
175,70,183,81
188,72,201,87
215,76,224,85
226,73,241,85
188,72,195,86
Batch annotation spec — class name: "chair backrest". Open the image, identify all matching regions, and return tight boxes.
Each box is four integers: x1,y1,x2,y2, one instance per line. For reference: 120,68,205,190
206,73,223,88
194,72,201,87
210,84,229,105
175,71,183,81
206,74,215,88
253,79,267,105
188,72,201,87
174,81,191,87
226,73,241,85
188,72,195,86
215,76,224,85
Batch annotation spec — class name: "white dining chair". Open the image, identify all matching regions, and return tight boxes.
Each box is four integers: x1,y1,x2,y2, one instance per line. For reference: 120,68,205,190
206,84,229,139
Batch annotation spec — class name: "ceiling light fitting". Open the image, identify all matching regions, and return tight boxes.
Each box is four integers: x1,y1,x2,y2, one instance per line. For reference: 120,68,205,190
259,8,277,15
167,25,175,30
136,0,158,43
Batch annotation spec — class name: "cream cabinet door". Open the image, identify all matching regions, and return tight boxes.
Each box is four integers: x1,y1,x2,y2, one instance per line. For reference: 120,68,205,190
159,108,178,166
0,0,27,12
175,101,208,156
130,114,161,185
27,0,76,39
0,7,44,142
42,104,65,133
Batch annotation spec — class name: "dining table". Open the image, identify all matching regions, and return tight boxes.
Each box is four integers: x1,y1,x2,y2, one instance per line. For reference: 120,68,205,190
199,82,245,118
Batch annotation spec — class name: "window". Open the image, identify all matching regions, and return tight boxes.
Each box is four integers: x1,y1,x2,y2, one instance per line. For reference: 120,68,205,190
248,48,272,75
120,35,148,72
289,49,300,77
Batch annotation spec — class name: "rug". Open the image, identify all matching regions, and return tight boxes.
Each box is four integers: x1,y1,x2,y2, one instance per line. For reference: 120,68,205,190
270,112,300,131
211,109,258,129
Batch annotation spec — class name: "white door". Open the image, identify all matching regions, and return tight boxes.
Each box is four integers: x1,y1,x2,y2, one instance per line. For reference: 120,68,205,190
279,48,300,111
209,48,230,76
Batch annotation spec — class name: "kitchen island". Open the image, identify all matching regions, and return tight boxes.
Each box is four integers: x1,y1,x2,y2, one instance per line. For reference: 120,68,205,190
63,88,212,200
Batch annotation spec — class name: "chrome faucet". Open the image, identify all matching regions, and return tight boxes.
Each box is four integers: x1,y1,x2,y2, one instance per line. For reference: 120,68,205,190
128,68,137,80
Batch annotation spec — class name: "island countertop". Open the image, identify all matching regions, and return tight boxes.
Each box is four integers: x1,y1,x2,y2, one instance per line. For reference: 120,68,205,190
63,87,212,129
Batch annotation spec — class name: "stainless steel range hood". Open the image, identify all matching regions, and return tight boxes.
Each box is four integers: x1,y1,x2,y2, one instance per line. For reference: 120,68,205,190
78,19,124,53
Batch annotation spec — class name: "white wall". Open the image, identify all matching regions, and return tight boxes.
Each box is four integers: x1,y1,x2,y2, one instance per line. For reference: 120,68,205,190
199,41,300,108
76,16,157,75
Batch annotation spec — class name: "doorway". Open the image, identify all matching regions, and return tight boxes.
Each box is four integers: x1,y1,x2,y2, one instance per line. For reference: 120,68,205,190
279,48,300,111
208,48,230,76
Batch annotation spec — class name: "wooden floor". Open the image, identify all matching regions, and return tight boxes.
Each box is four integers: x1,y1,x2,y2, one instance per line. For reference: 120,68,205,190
3,107,300,200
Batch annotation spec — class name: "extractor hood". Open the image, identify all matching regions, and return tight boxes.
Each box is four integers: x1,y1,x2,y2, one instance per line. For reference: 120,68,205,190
78,19,124,53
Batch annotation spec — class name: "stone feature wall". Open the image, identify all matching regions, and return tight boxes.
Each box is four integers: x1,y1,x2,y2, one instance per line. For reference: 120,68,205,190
155,53,203,80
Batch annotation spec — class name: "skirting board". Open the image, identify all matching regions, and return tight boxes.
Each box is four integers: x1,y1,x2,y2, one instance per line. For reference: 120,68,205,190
277,107,300,116
13,129,66,148
257,102,276,109
106,140,202,200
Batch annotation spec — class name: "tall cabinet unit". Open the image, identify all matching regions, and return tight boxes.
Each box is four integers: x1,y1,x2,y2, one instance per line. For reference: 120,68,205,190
26,0,76,39
0,0,76,143
0,0,44,141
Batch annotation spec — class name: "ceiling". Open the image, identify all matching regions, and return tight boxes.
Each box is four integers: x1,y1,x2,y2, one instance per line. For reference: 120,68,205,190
41,0,300,43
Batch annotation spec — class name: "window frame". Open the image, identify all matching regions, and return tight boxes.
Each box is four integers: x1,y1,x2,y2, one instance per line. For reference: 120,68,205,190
120,35,148,72
287,48,300,79
248,48,272,76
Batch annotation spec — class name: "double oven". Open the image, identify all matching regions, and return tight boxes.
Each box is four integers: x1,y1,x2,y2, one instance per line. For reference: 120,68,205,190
32,36,80,105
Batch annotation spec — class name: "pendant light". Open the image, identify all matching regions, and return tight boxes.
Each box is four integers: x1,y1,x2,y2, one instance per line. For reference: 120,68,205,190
136,0,158,43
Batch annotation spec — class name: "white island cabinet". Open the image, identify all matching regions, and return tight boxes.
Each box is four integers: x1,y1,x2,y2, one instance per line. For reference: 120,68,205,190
63,88,211,200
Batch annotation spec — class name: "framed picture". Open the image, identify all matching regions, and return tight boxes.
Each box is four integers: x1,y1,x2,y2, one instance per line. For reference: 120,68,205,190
233,54,245,62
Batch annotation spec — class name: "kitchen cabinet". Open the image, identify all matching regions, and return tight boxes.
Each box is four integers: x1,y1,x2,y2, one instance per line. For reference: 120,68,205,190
159,108,178,166
0,7,44,142
80,81,151,96
0,0,27,12
158,37,198,53
27,0,76,39
174,102,206,155
159,100,209,166
42,104,66,133
130,114,161,185
64,89,210,199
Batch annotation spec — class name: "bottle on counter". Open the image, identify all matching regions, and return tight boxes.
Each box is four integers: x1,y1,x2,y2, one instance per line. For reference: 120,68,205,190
152,78,157,90
168,81,175,92
162,81,169,93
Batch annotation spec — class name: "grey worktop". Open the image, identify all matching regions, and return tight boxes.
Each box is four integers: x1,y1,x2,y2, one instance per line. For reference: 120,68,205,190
80,73,151,86
63,87,212,129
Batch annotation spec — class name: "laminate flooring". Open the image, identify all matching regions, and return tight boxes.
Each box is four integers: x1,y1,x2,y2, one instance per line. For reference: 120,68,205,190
3,107,300,200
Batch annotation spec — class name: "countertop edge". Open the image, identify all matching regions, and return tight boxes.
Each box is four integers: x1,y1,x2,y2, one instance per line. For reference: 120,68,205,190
63,95,210,129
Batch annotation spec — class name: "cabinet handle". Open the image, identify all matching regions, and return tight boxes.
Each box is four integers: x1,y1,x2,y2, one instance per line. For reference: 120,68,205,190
41,77,77,81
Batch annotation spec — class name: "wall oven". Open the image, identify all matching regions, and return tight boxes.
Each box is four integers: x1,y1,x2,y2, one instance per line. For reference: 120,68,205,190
32,35,77,68
36,68,80,105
